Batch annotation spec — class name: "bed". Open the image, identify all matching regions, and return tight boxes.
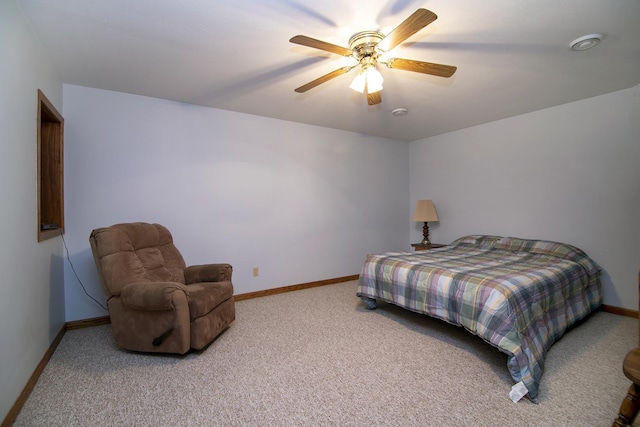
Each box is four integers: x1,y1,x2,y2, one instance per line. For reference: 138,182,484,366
357,235,602,401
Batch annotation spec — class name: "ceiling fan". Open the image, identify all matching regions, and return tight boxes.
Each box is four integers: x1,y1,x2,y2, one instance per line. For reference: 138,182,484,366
289,8,457,106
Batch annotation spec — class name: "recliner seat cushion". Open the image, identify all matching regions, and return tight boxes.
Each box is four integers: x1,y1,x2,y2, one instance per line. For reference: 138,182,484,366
187,281,234,320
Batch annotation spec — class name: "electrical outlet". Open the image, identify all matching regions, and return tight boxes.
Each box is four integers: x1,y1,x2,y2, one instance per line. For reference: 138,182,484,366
252,267,259,277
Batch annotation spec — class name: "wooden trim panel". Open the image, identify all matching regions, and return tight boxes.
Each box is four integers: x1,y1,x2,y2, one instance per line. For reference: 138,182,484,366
65,316,111,330
233,274,359,301
602,304,639,319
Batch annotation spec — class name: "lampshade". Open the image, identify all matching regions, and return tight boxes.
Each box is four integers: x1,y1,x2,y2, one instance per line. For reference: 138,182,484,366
365,66,383,93
349,65,383,94
413,200,438,222
349,72,366,93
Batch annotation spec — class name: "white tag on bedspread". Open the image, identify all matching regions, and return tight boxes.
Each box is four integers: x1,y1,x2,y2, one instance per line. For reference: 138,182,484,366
509,381,528,403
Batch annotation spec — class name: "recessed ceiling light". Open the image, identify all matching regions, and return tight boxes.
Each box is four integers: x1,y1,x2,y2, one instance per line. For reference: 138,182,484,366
391,108,408,117
570,34,602,51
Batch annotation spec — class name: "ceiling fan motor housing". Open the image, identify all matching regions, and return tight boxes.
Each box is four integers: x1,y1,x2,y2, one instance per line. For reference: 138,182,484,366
349,31,385,63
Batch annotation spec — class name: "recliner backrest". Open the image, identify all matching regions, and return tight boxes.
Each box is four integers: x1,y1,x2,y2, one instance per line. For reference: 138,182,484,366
89,222,187,299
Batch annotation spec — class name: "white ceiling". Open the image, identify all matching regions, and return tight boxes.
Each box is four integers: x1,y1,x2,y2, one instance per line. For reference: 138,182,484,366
18,0,640,142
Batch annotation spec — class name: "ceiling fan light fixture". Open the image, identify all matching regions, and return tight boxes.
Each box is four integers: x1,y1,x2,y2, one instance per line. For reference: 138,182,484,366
365,66,383,93
289,8,456,106
349,65,383,94
349,73,367,93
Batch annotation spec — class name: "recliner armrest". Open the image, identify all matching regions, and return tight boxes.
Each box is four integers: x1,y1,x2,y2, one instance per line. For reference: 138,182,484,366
120,282,188,311
185,263,232,284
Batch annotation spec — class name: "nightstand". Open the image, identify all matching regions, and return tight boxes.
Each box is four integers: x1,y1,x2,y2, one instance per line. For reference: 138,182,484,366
411,243,446,251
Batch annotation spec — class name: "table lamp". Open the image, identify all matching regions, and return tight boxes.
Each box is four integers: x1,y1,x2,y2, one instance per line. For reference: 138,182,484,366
413,200,439,245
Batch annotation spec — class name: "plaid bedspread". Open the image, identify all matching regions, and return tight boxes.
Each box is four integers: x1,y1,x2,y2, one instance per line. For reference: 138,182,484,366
357,236,602,400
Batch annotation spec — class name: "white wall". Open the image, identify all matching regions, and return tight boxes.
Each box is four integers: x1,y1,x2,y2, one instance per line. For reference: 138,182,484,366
62,85,410,321
0,0,64,422
410,86,640,310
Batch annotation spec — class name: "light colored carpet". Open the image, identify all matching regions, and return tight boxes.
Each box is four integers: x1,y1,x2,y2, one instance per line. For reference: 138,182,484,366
15,281,637,426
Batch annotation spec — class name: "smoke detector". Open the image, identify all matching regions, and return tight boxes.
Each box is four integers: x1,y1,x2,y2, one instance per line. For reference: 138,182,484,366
391,108,408,117
570,34,602,51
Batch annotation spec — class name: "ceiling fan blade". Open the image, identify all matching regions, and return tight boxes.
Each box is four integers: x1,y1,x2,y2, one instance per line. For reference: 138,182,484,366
376,8,437,52
385,58,457,77
289,35,353,56
367,91,382,105
294,66,354,93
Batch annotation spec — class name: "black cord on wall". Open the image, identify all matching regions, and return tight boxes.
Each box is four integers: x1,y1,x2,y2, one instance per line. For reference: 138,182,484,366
60,229,108,312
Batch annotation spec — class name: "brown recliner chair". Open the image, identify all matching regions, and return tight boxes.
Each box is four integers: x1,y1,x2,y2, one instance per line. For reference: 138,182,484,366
89,222,235,354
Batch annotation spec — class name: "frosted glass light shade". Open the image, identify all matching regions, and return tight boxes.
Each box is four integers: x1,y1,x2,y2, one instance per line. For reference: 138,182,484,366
365,67,383,93
350,65,383,94
349,73,366,93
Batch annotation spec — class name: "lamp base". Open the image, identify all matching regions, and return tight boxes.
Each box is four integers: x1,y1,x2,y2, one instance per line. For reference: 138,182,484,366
421,222,431,246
